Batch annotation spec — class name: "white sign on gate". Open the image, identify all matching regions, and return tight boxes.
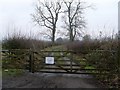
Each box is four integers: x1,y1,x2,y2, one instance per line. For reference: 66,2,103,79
45,57,54,64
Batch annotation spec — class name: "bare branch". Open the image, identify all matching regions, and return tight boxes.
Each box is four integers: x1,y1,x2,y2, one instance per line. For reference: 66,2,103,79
32,0,62,42
71,2,81,22
62,0,87,41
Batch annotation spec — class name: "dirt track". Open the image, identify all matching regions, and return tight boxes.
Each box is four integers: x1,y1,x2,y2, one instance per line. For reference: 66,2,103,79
2,71,104,88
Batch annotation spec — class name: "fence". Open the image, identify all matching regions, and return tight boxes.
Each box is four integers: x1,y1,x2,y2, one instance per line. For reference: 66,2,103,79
1,49,119,88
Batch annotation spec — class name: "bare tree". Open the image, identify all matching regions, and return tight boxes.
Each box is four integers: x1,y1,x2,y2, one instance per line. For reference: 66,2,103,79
32,0,62,43
63,0,87,41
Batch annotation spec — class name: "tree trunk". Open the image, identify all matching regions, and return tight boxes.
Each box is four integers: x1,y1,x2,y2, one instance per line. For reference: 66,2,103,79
52,32,55,43
70,28,74,42
52,27,56,43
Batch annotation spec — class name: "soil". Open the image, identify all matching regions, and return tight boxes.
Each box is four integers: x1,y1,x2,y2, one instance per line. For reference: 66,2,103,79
2,71,105,89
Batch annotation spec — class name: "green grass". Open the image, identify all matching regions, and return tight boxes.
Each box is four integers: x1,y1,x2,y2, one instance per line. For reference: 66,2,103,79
84,65,98,74
2,69,24,77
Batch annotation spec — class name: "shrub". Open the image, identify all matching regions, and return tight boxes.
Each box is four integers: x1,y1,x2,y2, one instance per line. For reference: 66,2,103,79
2,32,52,50
65,39,100,54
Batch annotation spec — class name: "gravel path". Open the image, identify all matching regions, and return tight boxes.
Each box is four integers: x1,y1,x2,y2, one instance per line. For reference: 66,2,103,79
2,71,104,88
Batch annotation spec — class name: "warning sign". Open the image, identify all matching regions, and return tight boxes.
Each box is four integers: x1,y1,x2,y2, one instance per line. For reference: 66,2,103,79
45,57,54,64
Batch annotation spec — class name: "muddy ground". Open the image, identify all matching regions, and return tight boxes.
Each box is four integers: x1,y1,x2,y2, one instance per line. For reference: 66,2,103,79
2,71,105,89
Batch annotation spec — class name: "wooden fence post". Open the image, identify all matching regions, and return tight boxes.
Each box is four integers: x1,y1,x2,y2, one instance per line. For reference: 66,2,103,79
29,49,34,73
70,51,73,72
29,49,32,72
32,51,34,73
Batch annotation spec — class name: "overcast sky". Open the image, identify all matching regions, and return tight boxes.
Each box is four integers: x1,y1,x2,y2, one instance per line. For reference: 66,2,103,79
0,0,119,40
